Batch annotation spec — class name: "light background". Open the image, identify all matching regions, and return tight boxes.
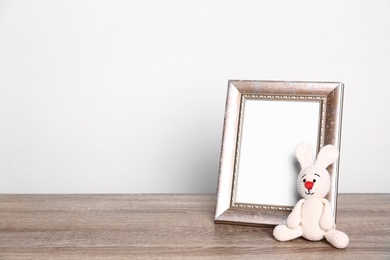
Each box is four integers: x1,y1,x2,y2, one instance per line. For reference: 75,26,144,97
1,0,389,193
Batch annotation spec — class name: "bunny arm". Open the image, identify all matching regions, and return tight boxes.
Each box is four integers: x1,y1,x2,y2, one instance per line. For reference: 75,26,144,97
286,199,305,229
320,198,335,231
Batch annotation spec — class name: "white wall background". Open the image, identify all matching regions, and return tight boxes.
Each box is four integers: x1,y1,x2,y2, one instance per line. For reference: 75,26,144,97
1,0,389,193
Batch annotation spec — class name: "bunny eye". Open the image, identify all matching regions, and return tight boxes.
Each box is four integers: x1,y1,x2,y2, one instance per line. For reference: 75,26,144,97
303,179,306,183
313,179,316,183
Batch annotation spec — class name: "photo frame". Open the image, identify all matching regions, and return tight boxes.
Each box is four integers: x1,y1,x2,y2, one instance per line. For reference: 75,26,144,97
214,80,344,226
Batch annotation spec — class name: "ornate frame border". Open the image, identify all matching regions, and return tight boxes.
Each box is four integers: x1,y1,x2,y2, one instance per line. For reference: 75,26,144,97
214,80,344,226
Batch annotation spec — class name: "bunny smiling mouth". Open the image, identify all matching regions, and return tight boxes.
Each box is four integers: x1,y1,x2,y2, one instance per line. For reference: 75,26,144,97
305,190,315,195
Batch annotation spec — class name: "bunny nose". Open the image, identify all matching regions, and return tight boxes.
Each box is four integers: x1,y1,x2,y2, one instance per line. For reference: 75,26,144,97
305,181,314,190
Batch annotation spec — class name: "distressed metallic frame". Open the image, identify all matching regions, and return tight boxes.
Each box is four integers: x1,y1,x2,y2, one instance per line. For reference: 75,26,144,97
214,80,344,226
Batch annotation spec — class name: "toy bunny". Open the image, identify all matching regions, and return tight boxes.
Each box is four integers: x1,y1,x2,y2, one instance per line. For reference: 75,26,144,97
273,143,349,249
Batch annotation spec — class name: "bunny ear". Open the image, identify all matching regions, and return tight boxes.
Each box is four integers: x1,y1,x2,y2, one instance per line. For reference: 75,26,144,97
315,144,339,169
295,143,314,169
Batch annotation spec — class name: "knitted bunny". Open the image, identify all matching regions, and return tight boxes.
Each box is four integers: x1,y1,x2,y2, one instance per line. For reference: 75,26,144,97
273,143,349,249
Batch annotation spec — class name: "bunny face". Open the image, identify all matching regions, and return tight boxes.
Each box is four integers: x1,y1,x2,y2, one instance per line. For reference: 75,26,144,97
295,143,339,200
297,165,331,199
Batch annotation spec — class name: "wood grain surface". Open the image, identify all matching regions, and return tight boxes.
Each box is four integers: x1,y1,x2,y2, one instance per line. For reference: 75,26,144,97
0,194,389,259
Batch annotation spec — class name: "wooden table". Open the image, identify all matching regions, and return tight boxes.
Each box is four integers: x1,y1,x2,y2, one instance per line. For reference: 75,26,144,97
0,194,389,259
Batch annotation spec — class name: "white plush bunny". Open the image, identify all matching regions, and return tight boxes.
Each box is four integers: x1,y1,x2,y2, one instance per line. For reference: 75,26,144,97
273,143,349,249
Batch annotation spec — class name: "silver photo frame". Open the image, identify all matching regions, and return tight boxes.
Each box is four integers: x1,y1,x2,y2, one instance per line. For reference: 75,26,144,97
214,80,344,226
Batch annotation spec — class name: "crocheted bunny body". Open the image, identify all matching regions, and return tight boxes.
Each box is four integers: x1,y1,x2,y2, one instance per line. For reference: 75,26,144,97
301,199,330,240
273,143,349,249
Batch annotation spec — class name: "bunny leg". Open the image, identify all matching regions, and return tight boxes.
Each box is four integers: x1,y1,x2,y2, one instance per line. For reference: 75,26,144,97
273,224,303,241
325,229,349,249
